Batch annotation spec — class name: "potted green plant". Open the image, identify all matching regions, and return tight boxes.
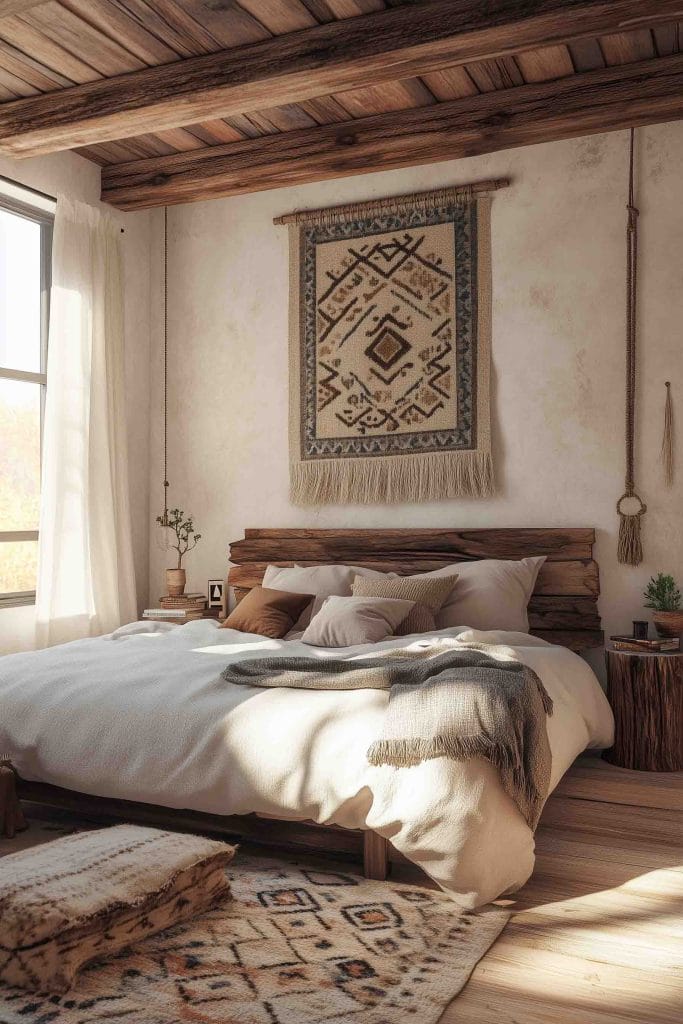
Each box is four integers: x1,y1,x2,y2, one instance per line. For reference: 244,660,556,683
643,573,683,637
156,508,202,596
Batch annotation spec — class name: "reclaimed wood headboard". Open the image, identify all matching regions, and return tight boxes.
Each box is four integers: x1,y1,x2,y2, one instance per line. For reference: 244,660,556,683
228,528,602,651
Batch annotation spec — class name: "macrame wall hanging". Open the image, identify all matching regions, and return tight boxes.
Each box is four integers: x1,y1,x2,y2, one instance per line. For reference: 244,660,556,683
617,128,646,566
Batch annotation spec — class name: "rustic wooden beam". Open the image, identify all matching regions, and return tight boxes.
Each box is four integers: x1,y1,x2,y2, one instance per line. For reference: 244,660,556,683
102,54,683,209
232,527,596,562
0,2,46,16
227,560,600,597
0,0,680,157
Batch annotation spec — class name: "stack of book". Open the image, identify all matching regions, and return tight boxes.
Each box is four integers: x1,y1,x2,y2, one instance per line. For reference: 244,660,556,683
143,593,208,622
610,635,680,653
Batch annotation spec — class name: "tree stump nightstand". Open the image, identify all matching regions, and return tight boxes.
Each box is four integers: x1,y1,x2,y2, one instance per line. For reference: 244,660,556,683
604,645,683,771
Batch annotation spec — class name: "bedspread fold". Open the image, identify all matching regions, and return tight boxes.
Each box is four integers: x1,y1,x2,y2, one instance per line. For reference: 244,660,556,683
221,641,553,828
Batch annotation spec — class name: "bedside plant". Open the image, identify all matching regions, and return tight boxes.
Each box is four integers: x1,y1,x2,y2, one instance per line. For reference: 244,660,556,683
643,573,683,638
156,508,202,596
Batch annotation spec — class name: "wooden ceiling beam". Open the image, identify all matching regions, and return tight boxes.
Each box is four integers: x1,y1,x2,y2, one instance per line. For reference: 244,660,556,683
101,54,683,210
0,0,681,157
0,2,47,16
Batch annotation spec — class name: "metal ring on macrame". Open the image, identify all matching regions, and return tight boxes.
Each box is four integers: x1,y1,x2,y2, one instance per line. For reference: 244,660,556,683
616,492,646,517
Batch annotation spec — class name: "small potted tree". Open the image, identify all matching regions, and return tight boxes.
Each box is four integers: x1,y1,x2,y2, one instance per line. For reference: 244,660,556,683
156,508,202,596
643,573,683,637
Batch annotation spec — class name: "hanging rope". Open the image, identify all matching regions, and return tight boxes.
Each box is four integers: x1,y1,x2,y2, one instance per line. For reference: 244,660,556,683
617,128,646,565
661,381,674,486
162,205,170,526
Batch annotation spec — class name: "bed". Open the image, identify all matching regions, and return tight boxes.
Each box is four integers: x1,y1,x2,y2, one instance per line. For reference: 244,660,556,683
0,527,613,907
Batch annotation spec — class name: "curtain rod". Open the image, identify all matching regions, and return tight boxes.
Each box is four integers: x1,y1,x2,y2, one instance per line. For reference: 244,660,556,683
0,173,125,232
0,173,56,204
274,177,510,225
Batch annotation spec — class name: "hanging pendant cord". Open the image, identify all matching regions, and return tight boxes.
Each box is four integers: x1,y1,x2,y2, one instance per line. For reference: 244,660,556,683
163,206,169,523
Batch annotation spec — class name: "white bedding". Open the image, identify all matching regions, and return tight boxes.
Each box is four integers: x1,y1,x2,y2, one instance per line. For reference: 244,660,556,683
0,621,613,906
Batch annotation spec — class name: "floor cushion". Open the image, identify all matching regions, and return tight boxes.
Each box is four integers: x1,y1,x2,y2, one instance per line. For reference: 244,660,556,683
0,824,235,993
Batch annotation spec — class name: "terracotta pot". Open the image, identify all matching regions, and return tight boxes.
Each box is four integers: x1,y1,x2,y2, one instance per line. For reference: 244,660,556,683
166,568,186,597
652,610,683,638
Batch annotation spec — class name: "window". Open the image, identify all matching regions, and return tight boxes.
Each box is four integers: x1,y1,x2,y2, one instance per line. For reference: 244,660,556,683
0,186,53,607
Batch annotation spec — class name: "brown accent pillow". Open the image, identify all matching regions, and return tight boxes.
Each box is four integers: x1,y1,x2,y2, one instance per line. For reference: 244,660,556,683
222,586,314,639
351,573,459,635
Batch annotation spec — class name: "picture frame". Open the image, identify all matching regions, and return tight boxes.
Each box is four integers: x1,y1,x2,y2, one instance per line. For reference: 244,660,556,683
207,579,224,609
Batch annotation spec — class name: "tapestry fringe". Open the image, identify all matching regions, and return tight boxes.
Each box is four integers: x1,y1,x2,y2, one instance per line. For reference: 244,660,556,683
274,178,508,225
290,450,494,506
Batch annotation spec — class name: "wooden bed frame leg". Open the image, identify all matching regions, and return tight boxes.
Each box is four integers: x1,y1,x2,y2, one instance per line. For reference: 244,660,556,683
363,830,389,880
0,758,27,839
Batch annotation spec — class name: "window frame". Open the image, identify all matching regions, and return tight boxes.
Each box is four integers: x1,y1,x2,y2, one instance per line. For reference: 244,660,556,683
0,191,53,609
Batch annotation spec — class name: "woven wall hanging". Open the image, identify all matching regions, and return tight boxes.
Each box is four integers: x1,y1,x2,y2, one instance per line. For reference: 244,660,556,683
276,179,507,506
616,129,646,566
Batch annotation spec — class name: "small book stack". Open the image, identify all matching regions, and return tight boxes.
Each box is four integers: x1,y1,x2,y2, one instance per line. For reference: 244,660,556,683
143,593,207,622
610,635,680,653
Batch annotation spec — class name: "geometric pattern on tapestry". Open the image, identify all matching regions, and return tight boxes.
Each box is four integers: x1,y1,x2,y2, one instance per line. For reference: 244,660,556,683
315,223,458,443
288,189,493,504
0,821,509,1024
303,209,477,459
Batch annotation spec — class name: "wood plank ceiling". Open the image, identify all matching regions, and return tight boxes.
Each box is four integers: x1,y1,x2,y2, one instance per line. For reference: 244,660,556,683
0,1,681,209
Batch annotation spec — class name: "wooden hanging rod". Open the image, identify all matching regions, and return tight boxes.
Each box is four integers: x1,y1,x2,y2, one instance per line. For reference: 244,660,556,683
273,178,510,225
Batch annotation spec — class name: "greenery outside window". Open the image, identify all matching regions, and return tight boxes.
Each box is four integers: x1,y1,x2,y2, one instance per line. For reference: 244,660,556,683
0,185,54,608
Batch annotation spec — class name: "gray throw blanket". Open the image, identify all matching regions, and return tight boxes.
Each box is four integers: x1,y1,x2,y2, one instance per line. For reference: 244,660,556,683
221,644,553,829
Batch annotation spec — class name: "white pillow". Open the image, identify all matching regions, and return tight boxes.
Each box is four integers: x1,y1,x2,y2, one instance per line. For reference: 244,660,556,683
301,595,415,648
419,557,546,632
262,563,386,630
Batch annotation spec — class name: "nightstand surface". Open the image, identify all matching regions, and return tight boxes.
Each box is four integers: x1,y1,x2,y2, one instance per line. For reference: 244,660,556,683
604,645,683,772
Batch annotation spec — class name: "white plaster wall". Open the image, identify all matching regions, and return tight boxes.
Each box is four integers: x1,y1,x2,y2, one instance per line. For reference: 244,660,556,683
0,151,152,653
147,123,682,666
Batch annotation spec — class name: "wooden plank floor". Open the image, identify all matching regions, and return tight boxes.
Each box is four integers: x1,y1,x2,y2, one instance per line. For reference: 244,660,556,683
3,758,681,1023
440,757,683,1024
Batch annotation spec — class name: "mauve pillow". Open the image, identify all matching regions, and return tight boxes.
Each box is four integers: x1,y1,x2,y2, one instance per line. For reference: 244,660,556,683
301,595,415,648
351,573,458,635
222,586,314,639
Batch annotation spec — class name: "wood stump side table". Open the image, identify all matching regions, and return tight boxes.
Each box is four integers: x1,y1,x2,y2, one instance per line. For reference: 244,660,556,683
604,645,683,771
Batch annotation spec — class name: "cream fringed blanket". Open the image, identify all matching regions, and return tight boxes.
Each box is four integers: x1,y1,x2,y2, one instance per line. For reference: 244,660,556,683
0,826,235,992
221,643,553,829
282,185,494,505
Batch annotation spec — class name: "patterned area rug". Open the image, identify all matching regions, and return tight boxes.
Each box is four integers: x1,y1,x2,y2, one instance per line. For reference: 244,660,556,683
0,817,509,1024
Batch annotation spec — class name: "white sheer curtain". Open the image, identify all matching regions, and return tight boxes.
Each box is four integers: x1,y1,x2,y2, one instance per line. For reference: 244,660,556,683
35,198,137,647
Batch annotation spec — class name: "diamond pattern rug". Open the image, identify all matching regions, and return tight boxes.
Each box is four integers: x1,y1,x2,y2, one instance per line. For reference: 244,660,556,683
0,817,509,1023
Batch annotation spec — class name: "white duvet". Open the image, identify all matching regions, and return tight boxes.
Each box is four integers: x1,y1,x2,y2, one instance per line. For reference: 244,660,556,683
0,621,613,905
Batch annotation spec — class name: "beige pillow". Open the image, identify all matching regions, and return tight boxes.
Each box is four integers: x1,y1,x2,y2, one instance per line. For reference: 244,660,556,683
222,586,313,638
419,557,546,632
262,564,386,630
301,595,415,647
0,825,235,993
351,573,458,635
